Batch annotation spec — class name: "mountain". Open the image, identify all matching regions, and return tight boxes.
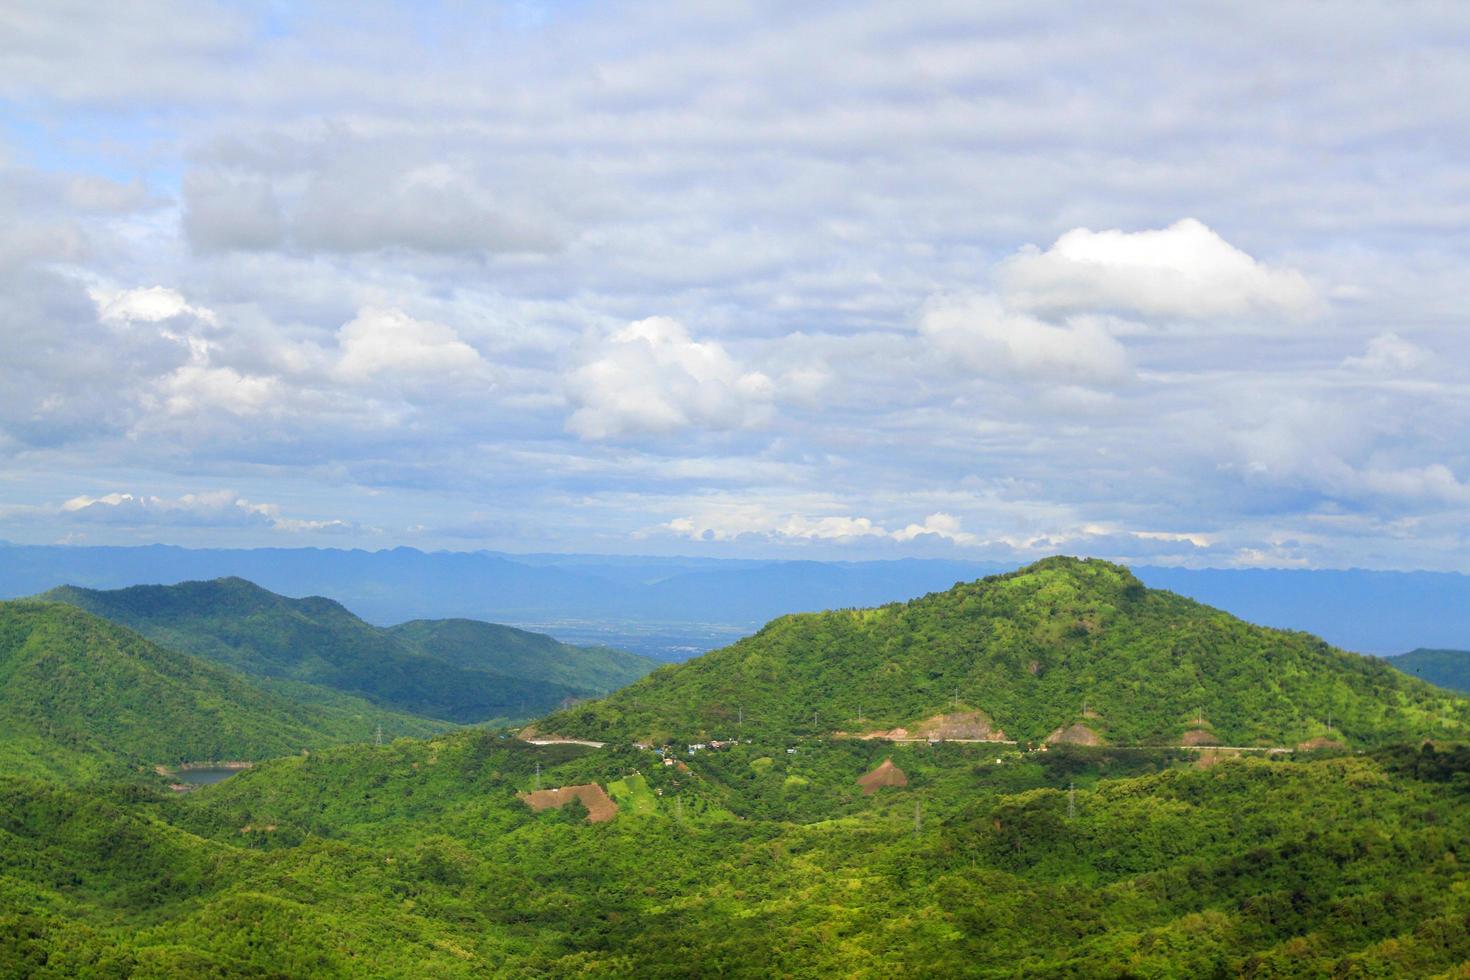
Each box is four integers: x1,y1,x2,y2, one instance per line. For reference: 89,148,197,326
7,542,1470,659
387,619,655,695
1390,648,1470,693
0,601,435,781
40,578,657,723
537,557,1470,747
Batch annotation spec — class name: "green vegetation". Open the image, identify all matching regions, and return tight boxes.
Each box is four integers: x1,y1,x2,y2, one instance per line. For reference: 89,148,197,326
1392,648,1470,693
540,557,1470,747
0,601,438,781
388,618,655,695
4,557,1470,976
43,578,656,724
3,725,1470,975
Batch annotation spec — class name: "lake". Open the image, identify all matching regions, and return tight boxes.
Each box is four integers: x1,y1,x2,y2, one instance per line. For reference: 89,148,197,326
174,766,247,786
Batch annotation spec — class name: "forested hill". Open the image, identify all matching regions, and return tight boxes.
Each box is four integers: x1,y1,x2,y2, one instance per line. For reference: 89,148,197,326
0,601,433,781
387,619,656,694
1391,649,1470,693
40,578,656,723
538,556,1470,747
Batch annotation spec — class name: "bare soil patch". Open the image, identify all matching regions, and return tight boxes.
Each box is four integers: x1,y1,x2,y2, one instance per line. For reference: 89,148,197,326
1295,737,1346,751
1046,723,1102,746
855,710,1008,741
856,758,909,795
518,783,619,823
1180,728,1221,746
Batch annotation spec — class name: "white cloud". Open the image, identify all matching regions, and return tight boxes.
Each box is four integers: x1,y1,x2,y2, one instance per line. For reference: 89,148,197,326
91,285,217,325
158,364,282,417
334,308,485,383
663,505,977,546
999,219,1321,322
1342,332,1430,373
56,490,355,532
567,317,774,439
919,294,1130,386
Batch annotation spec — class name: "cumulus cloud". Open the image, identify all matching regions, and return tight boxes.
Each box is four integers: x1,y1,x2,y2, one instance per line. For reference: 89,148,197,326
663,505,977,546
333,308,485,383
919,294,1130,386
1342,332,1430,373
57,490,356,533
999,219,1322,322
91,285,217,325
157,364,282,417
567,317,774,439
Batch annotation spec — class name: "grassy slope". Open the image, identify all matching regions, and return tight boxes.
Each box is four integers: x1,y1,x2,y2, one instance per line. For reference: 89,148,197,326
1391,648,1470,693
0,601,439,781
538,557,1470,746
41,579,604,724
387,618,658,693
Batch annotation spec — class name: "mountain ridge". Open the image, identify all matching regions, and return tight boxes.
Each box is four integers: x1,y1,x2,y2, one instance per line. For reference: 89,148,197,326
537,556,1470,747
40,577,657,723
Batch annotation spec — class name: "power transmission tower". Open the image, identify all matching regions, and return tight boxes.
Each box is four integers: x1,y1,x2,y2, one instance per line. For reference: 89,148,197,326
375,724,383,748
535,762,541,791
914,802,922,835
676,796,684,821
1068,781,1076,820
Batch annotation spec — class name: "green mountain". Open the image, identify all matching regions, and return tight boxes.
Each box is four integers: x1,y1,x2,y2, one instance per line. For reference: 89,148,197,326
1391,648,1470,693
388,618,654,694
0,601,436,781
537,556,1470,747
40,578,657,724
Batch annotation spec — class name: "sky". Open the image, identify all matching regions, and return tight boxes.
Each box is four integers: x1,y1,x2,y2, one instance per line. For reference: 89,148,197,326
2,1,1469,569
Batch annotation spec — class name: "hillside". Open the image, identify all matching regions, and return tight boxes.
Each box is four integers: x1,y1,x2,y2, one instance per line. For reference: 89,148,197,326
537,557,1470,747
1391,648,1470,693
0,601,436,781
41,578,654,723
4,727,1469,975
387,619,656,694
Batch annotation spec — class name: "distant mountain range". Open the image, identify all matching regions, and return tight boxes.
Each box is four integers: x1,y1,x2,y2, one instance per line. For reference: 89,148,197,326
1388,648,1470,694
2,543,1469,657
538,557,1470,748
40,578,658,724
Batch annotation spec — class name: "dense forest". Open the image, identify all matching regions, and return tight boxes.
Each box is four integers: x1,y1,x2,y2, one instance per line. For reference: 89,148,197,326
2,558,1469,976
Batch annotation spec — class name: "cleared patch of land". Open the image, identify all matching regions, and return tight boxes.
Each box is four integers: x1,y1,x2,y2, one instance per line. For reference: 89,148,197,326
1046,722,1102,746
518,783,619,822
856,758,908,795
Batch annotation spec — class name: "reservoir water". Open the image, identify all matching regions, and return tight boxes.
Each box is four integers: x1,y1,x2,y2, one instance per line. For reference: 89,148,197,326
174,766,246,786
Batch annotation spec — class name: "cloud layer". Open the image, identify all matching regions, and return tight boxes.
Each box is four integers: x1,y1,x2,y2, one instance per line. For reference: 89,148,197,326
2,2,1469,570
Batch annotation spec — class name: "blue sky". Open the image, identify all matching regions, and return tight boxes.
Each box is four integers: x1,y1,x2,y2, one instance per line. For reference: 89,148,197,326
2,1,1469,569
